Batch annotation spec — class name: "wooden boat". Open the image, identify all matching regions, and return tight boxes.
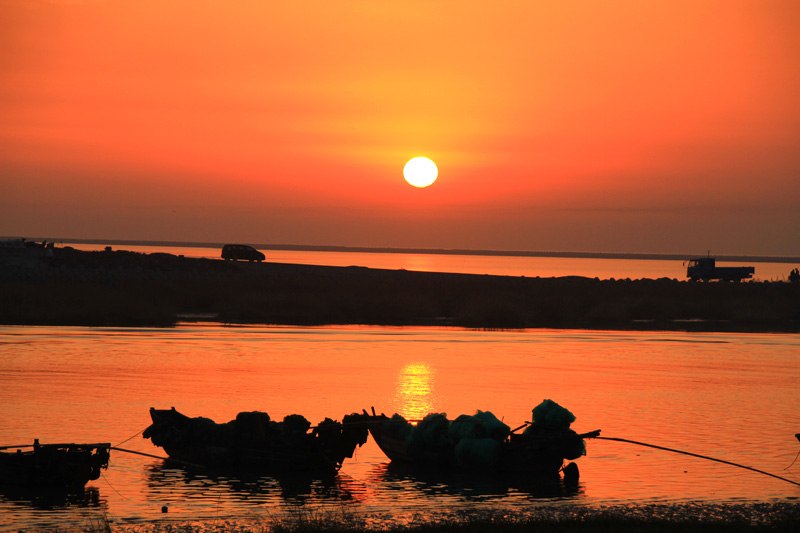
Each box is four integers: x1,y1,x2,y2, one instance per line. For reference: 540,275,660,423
143,407,369,474
358,402,600,479
366,414,599,477
0,440,110,489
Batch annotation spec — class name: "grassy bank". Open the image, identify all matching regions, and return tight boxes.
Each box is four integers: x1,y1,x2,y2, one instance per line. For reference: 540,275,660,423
1,248,798,331
45,503,800,532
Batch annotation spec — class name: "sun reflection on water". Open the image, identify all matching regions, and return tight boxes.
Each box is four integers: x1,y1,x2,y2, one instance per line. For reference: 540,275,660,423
393,362,438,421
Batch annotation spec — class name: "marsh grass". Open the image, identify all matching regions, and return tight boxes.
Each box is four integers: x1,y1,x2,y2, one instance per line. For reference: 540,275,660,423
40,503,800,533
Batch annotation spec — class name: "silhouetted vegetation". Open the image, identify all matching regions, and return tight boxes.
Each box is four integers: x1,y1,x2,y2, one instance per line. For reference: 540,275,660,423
39,502,800,532
1,247,797,331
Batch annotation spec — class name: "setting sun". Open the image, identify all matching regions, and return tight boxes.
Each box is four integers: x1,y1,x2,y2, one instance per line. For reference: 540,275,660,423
403,157,438,188
2,1,799,255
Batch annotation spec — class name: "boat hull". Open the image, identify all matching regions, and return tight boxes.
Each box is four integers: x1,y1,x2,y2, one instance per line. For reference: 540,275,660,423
0,442,110,489
366,416,598,477
143,407,368,475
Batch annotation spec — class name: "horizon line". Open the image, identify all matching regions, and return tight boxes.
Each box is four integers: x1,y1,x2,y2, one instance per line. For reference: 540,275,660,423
7,236,799,264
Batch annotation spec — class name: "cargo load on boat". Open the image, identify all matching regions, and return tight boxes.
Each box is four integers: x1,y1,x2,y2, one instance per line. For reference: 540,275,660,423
358,400,600,478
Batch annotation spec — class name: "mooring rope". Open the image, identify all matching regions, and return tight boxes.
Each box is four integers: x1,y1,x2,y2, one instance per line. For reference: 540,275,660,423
786,448,800,471
594,436,800,487
110,446,204,468
101,472,129,500
786,434,800,470
114,427,145,448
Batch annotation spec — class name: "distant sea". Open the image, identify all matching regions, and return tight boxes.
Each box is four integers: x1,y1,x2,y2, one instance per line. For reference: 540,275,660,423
50,238,799,282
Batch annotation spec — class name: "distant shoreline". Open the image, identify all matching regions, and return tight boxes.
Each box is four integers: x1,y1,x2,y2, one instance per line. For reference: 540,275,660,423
1,246,798,331
10,236,800,264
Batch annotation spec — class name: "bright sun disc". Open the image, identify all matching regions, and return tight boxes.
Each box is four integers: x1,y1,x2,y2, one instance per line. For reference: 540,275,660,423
403,157,438,187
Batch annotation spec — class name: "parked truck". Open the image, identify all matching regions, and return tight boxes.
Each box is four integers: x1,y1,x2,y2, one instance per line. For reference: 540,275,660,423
685,257,755,282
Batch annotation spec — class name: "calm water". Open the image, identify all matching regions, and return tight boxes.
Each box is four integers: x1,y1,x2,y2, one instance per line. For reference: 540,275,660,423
1,325,799,531
67,243,797,281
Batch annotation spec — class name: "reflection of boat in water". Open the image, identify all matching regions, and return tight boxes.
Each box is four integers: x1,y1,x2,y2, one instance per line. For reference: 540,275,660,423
143,459,364,505
0,440,110,489
360,400,600,481
0,485,103,512
143,407,369,475
373,459,584,500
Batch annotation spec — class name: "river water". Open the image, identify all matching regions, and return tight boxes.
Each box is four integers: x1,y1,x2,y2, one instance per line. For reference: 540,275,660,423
1,325,799,531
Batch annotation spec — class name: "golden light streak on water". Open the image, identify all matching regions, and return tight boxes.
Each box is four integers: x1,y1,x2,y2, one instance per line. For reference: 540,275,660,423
393,362,438,421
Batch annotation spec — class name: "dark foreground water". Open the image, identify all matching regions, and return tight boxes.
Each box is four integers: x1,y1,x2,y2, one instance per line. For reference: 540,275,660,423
1,325,798,531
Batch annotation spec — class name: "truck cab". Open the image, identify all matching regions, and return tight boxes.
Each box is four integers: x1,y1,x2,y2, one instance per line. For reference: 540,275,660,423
687,258,714,281
686,257,754,282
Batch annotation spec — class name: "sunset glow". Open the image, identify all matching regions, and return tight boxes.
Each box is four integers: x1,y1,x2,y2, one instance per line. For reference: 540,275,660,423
1,1,799,255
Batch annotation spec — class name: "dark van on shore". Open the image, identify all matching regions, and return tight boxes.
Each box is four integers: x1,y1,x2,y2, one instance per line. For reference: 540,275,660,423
221,244,265,262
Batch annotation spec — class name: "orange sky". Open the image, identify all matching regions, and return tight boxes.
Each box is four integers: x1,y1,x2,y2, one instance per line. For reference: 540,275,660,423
2,1,799,255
